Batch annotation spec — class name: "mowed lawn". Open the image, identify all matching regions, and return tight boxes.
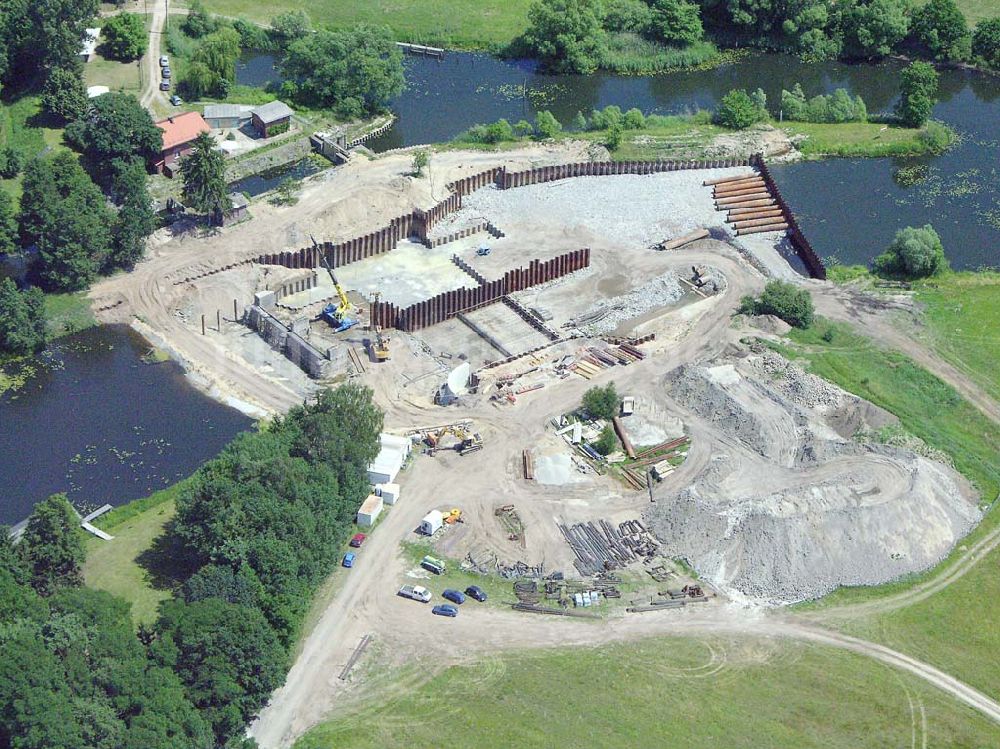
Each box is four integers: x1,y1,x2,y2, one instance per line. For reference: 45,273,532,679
296,636,1000,748
196,0,533,46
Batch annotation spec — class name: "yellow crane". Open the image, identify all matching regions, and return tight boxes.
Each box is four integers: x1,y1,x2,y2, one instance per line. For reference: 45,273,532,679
315,238,357,332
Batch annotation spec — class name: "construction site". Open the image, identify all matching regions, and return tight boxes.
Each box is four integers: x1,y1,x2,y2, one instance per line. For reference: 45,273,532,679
88,142,985,747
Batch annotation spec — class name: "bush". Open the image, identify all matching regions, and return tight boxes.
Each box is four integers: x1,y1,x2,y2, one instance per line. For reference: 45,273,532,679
623,107,645,129
513,119,535,137
571,111,588,130
972,18,1000,68
101,12,147,61
582,382,620,420
0,146,22,178
182,0,220,38
918,120,955,153
534,110,562,138
411,149,429,176
873,224,948,278
895,61,939,127
592,425,618,455
739,280,815,328
588,105,622,130
714,89,766,130
780,84,867,123
606,122,623,150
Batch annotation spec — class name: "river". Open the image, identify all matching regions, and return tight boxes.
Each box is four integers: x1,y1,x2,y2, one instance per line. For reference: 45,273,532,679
0,326,251,526
365,51,999,270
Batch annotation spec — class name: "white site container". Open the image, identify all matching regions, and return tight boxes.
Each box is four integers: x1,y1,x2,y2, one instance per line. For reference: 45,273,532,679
419,509,444,536
376,482,400,505
357,494,383,527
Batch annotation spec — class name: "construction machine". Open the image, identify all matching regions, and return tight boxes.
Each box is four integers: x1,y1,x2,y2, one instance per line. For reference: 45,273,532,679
369,291,390,361
314,239,358,332
422,422,484,455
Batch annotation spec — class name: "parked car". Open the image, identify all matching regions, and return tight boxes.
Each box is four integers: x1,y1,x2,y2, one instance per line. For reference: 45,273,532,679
349,533,366,548
342,552,356,568
442,588,466,605
420,555,445,575
169,95,182,106
159,55,169,67
161,67,171,79
432,604,458,617
621,395,635,416
159,81,170,91
398,585,432,603
465,585,487,602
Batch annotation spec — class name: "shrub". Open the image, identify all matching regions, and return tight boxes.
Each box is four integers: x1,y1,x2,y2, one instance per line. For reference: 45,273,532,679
571,111,588,130
534,110,562,138
0,147,22,178
588,105,623,130
780,84,867,122
714,89,766,130
972,17,1000,68
623,107,645,129
582,382,620,420
918,120,955,153
592,425,618,455
739,280,815,328
606,123,623,150
873,224,948,278
411,150,429,176
513,119,535,137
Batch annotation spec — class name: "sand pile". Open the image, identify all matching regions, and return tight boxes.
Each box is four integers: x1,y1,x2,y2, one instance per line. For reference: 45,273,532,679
649,354,980,603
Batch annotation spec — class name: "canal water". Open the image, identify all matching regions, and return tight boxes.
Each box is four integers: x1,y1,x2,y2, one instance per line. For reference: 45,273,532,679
0,326,251,526
229,157,321,198
364,51,999,270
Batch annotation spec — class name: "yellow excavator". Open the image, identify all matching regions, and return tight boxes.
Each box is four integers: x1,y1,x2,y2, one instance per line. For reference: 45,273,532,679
424,423,483,455
370,291,390,361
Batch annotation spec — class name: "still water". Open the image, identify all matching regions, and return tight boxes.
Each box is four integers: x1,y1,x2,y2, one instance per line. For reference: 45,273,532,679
0,326,251,525
229,157,320,197
367,52,999,269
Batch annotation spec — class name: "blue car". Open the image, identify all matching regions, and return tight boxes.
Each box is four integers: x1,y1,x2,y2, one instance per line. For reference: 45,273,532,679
432,604,458,617
442,588,466,605
465,585,487,602
342,552,356,568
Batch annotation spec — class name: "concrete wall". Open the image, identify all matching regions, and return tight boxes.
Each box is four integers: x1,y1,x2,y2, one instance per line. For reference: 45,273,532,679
245,304,332,378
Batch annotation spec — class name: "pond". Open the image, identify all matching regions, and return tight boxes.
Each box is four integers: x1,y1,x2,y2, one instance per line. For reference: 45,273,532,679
229,157,321,198
369,51,999,269
0,325,252,526
236,51,282,88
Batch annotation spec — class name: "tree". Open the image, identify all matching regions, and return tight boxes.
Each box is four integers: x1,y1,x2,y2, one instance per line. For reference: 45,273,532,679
0,189,16,254
282,26,405,116
623,107,645,129
714,89,765,129
64,92,161,186
739,280,815,328
19,494,84,594
271,10,311,43
649,0,704,45
911,0,970,60
521,0,606,74
26,0,100,71
606,122,623,150
592,425,618,455
19,152,113,291
0,146,23,179
838,0,911,59
181,132,230,221
571,110,588,130
101,12,147,61
603,0,654,33
873,224,947,277
41,65,88,123
582,382,620,420
190,27,241,96
182,0,218,38
895,61,938,127
411,150,429,177
534,110,562,138
109,159,154,270
0,278,47,355
152,599,286,744
972,17,1000,68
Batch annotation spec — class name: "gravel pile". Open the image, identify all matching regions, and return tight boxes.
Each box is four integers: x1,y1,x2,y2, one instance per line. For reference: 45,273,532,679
573,272,684,335
649,355,980,603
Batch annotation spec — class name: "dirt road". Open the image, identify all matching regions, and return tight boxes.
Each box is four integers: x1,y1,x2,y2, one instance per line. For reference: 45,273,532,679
139,0,167,112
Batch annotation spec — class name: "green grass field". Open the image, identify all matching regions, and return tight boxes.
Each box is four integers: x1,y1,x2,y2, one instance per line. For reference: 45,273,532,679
296,636,1000,748
0,95,66,201
195,0,532,47
81,480,194,626
781,121,943,158
44,292,97,338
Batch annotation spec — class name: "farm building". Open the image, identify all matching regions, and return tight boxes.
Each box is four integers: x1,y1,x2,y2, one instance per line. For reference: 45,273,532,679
155,112,212,176
357,494,383,527
251,101,294,138
367,433,411,485
203,103,252,130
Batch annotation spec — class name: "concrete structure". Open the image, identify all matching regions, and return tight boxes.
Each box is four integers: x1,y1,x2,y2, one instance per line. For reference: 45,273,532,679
223,193,249,225
367,433,411,485
357,494,383,527
251,101,293,138
204,103,252,129
376,482,400,505
80,28,100,61
420,510,444,536
155,112,212,176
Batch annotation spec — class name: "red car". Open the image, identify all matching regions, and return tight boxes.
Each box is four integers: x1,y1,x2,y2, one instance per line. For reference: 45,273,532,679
349,533,366,548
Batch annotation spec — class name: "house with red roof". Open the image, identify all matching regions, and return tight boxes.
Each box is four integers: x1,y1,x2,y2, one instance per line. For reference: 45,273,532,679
155,112,212,177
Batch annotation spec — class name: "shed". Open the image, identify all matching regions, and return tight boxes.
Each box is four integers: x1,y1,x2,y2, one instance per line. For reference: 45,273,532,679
376,482,400,505
79,28,100,61
367,433,411,485
222,192,249,225
251,100,294,138
357,494,383,527
204,103,252,130
420,510,444,536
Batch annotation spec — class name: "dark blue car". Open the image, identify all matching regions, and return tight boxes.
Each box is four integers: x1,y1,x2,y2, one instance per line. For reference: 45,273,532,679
432,604,458,617
342,552,355,568
465,585,487,602
442,589,466,605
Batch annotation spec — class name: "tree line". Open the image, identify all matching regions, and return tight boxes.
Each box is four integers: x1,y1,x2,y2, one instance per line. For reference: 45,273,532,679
0,383,384,748
517,0,1000,73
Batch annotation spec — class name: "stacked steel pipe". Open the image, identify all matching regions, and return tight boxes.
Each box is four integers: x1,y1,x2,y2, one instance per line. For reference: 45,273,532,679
706,171,789,236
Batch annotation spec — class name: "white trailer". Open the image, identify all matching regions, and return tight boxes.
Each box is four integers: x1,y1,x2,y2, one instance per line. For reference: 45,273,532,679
419,509,444,536
621,396,635,416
